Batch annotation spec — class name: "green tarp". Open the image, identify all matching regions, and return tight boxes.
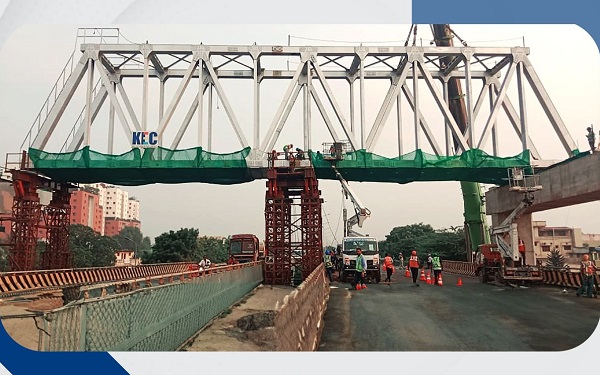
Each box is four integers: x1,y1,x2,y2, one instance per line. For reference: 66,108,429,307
28,146,533,186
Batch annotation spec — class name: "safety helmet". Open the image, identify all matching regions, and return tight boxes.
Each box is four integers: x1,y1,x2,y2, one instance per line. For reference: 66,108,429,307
411,250,416,255
583,254,589,261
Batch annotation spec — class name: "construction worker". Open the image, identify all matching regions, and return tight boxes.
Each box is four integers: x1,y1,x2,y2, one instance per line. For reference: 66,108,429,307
198,255,211,275
283,143,293,159
350,247,367,290
398,252,404,269
576,254,598,298
432,254,442,285
409,250,420,286
324,249,334,283
426,253,433,273
383,253,395,284
586,126,595,153
295,147,305,160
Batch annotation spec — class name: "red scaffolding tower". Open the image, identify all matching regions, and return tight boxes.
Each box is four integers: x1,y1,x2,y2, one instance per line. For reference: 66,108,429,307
3,152,74,271
264,152,323,285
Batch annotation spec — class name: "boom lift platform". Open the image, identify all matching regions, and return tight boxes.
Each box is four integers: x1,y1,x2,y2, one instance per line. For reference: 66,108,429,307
476,167,543,285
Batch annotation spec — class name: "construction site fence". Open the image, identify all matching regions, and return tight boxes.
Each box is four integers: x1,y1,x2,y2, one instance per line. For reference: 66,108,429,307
441,260,600,288
0,262,198,298
272,263,330,351
40,262,263,351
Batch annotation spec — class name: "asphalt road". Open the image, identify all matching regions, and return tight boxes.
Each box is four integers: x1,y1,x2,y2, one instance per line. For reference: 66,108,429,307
318,270,600,351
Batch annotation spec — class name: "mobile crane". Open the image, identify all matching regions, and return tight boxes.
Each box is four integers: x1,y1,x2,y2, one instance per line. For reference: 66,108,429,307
325,142,381,283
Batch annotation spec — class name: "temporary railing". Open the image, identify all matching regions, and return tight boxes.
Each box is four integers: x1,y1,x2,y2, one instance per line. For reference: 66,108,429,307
0,262,198,298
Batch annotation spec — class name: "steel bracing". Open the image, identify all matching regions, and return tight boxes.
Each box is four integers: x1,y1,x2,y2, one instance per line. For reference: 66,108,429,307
19,39,578,168
41,184,72,269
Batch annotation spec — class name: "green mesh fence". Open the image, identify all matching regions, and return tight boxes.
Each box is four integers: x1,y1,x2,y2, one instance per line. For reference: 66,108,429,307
42,265,263,351
29,146,533,185
28,146,253,185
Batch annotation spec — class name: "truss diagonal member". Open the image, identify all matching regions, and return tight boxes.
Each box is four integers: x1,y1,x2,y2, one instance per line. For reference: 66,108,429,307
521,56,577,154
149,53,165,76
309,86,340,142
115,81,142,131
490,79,541,160
95,62,136,138
170,83,209,149
31,54,90,150
400,85,443,156
203,59,249,149
311,59,359,151
265,84,303,153
66,85,109,152
157,57,199,138
260,63,304,153
415,61,469,153
477,62,517,149
365,61,409,152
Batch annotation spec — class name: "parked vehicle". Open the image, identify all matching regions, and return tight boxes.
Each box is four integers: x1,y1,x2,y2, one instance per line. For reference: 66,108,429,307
228,234,263,263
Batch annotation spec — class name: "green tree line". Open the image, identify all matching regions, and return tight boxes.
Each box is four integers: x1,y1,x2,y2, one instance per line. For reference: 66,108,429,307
378,223,467,262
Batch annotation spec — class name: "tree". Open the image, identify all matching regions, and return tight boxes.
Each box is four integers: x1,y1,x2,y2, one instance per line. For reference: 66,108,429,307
380,223,466,261
112,226,152,260
143,228,199,264
197,236,228,263
546,248,566,268
70,224,118,268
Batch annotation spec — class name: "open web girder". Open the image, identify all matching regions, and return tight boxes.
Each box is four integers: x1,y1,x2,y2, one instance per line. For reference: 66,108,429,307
17,40,578,176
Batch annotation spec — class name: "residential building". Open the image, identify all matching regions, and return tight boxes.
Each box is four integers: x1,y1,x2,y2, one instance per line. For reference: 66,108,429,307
532,221,600,266
104,217,141,237
127,197,140,221
104,186,129,220
69,187,103,234
115,249,140,266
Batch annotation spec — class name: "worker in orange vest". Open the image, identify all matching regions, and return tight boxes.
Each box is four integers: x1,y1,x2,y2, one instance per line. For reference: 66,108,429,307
576,254,598,298
409,250,420,286
518,239,526,265
383,253,395,284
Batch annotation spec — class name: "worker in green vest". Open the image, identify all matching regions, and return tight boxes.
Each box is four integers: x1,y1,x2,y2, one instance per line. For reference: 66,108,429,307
324,249,334,283
351,248,367,290
432,254,443,285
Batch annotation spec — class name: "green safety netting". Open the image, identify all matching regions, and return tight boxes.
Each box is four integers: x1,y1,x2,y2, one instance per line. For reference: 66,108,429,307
28,146,253,186
309,148,532,185
28,146,533,186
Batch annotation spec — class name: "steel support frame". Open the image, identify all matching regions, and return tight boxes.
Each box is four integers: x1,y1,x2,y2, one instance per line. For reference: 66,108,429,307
24,44,578,165
264,157,322,285
9,169,42,271
41,185,72,269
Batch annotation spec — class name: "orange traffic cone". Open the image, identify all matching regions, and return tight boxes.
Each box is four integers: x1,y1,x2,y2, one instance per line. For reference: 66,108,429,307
356,284,362,290
437,274,444,286
405,267,411,278
456,278,463,287
420,269,426,281
426,272,432,285
361,284,367,290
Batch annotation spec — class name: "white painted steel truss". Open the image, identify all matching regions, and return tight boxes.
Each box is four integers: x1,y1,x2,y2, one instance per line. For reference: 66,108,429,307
24,43,577,165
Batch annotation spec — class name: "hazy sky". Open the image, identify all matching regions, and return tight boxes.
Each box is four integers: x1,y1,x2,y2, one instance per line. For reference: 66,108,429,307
0,24,599,245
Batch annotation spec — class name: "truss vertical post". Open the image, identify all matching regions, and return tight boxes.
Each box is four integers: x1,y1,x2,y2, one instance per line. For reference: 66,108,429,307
42,184,72,269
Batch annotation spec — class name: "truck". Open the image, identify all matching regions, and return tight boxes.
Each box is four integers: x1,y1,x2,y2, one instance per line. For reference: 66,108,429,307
228,234,262,263
327,156,381,283
339,236,381,283
474,168,544,286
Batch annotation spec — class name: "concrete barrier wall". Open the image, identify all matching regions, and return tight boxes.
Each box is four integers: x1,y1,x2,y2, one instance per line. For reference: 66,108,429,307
442,260,599,288
272,264,330,351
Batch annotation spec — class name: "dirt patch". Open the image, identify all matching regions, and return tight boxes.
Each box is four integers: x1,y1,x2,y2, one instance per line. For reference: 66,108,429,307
182,284,294,351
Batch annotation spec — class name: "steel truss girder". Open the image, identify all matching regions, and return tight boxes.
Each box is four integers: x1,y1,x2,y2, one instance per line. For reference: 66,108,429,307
26,44,577,165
